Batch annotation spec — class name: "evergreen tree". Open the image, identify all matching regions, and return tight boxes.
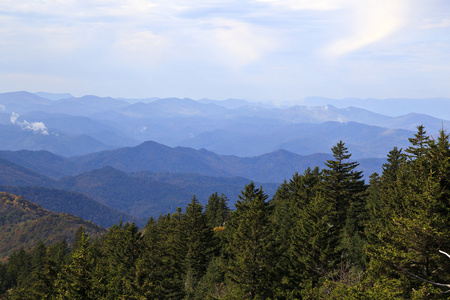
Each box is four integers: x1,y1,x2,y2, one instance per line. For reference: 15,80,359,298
47,240,70,271
322,141,367,268
381,147,406,182
54,230,97,299
0,263,6,295
181,196,214,298
138,213,186,299
224,182,279,299
72,226,86,254
405,124,430,159
30,241,47,272
272,167,323,242
95,222,143,299
28,248,61,299
291,193,337,296
271,167,323,296
4,248,32,290
204,192,230,228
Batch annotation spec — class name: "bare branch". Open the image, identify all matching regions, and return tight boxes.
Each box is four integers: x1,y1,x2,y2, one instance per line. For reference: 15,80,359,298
439,250,450,260
395,265,450,290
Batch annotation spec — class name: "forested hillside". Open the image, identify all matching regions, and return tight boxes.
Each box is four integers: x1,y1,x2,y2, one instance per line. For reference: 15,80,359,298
0,186,143,228
2,126,449,299
55,167,278,219
0,192,106,260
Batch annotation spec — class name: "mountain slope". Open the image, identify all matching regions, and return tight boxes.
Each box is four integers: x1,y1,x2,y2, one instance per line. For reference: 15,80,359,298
56,166,192,218
0,157,54,186
0,186,143,228
0,158,143,227
0,150,79,178
0,91,53,113
0,192,106,259
56,166,279,218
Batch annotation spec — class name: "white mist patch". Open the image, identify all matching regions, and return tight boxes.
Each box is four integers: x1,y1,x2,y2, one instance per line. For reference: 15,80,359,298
0,104,5,111
19,120,49,135
10,112,50,135
10,112,19,124
337,117,346,124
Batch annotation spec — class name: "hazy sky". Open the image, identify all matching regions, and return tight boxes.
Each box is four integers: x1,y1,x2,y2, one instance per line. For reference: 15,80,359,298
0,0,449,104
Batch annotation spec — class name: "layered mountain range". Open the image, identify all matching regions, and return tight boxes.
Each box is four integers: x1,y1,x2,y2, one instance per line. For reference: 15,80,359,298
1,91,448,157
0,91,448,228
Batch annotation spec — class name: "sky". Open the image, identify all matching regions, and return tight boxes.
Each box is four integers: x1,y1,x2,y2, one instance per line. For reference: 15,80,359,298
0,0,449,104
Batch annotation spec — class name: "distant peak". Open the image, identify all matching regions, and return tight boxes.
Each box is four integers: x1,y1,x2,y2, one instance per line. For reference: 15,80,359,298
34,92,73,101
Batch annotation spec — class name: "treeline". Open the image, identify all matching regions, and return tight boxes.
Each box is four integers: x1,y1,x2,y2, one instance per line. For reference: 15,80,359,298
1,125,450,299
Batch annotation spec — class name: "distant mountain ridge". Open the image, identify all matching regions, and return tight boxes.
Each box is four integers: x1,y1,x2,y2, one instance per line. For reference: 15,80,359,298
0,91,447,158
303,97,450,120
70,141,327,182
0,140,385,183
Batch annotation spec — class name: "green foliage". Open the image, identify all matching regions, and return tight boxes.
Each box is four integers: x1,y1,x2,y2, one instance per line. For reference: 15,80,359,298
366,127,450,298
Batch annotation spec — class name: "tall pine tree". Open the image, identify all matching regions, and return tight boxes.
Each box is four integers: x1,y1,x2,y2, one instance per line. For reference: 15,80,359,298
224,182,279,299
322,141,367,269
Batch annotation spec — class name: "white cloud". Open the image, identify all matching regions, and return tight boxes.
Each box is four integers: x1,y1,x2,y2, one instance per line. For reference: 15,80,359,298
0,0,157,18
257,0,343,11
0,0,449,101
10,112,19,124
323,0,409,58
10,112,49,135
202,18,279,67
19,120,49,135
111,30,168,66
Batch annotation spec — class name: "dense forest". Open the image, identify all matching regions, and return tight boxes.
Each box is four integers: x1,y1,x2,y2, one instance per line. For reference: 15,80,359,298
1,125,450,299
